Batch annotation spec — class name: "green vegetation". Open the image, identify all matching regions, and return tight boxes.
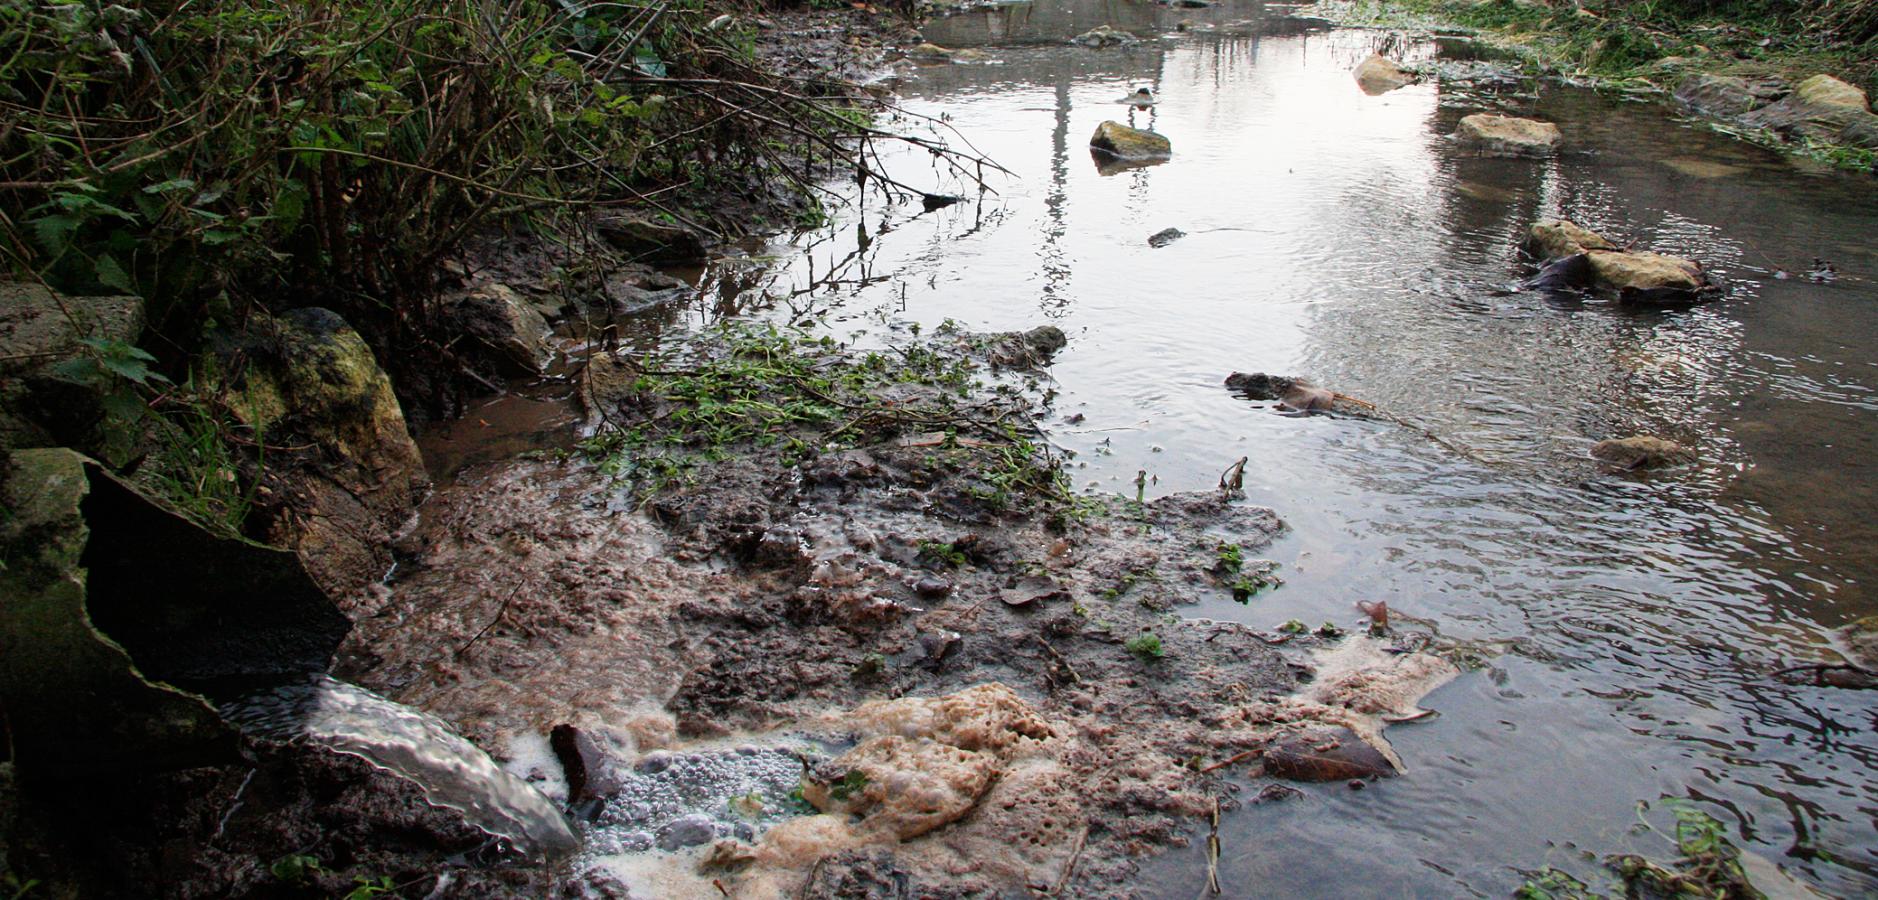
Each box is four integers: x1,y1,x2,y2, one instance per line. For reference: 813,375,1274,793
578,323,1082,514
1126,632,1166,659
1278,619,1309,635
1517,801,1763,899
1213,542,1282,602
828,769,870,801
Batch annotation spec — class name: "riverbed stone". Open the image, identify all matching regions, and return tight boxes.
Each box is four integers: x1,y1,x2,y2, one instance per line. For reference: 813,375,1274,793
657,813,721,850
1353,54,1416,95
1527,219,1615,259
595,214,711,265
1263,727,1395,782
1590,435,1694,470
1090,121,1172,160
1452,113,1562,156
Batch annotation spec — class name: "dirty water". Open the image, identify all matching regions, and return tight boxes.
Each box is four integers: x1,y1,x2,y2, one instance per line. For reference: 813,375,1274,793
548,1,1878,896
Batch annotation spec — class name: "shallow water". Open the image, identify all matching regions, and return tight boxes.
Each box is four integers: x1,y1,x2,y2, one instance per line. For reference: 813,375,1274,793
660,2,1878,895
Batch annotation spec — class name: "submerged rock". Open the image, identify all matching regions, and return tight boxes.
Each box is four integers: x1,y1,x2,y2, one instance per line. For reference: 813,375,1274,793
1090,120,1172,161
1263,727,1395,782
907,42,984,63
1070,25,1138,48
1353,54,1416,95
1225,372,1375,416
1452,113,1562,157
1590,435,1695,471
984,325,1068,369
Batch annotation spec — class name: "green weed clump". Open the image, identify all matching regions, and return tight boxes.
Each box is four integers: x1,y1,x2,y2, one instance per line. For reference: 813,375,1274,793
1517,800,1765,899
0,0,868,379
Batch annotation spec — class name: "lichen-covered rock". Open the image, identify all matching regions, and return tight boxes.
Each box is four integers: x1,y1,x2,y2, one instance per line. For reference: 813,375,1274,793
1089,121,1172,160
803,735,998,840
1353,54,1415,95
446,282,554,375
0,449,236,774
1527,219,1615,259
226,308,428,598
1452,114,1562,157
1590,435,1695,470
0,283,144,459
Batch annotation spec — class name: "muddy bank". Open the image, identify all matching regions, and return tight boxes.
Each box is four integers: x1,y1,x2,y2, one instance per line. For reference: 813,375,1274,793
335,321,1459,896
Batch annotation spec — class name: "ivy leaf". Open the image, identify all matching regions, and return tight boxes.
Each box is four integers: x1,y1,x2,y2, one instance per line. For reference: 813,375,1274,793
143,178,198,195
632,45,667,78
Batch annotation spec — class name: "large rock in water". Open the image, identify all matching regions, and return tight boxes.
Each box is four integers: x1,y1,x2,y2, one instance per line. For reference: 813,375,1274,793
1353,54,1415,95
1452,114,1563,156
1523,220,1716,304
1090,121,1172,160
1675,74,1767,117
1590,435,1694,470
0,449,343,774
224,308,428,599
0,283,144,462
1527,219,1615,259
1742,74,1878,148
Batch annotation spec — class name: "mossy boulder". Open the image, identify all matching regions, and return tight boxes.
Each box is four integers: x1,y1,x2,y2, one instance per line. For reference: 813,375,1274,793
1452,114,1562,157
1090,121,1172,161
224,308,427,599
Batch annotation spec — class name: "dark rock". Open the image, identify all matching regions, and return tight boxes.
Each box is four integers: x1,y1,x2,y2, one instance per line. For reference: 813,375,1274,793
1262,728,1395,782
446,283,555,376
595,215,712,265
1090,121,1171,160
0,449,239,774
1148,227,1186,248
551,723,620,810
985,325,1069,369
915,575,953,598
1224,372,1337,412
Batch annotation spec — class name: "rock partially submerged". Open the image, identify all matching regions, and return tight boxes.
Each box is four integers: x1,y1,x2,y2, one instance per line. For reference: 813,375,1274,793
1225,372,1375,416
1070,25,1138,48
1452,113,1563,157
446,282,555,376
1353,54,1416,95
906,41,985,63
1523,220,1720,305
594,213,712,265
1148,227,1186,248
1089,120,1172,161
1590,435,1695,471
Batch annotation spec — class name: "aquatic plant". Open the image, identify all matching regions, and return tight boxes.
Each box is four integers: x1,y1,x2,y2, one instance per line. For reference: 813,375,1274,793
1126,632,1166,660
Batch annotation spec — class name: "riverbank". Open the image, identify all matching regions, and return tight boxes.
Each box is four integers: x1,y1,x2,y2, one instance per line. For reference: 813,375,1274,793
1311,0,1878,170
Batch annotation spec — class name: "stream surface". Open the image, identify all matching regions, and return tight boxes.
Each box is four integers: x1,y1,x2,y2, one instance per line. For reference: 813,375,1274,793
633,1,1878,895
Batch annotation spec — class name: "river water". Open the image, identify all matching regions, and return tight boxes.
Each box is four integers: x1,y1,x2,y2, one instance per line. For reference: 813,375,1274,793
622,1,1878,895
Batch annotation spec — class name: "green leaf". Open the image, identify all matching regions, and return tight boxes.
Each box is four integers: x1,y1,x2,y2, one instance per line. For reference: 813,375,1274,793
94,254,135,292
143,177,198,195
31,213,81,254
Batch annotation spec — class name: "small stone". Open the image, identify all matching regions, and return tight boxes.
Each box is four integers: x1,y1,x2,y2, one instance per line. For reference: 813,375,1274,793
1353,54,1416,95
1148,227,1186,248
635,751,674,774
656,813,719,851
1090,121,1172,161
915,576,953,598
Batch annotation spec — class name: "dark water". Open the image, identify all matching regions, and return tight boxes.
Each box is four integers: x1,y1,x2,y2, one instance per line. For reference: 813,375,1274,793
662,1,1878,895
